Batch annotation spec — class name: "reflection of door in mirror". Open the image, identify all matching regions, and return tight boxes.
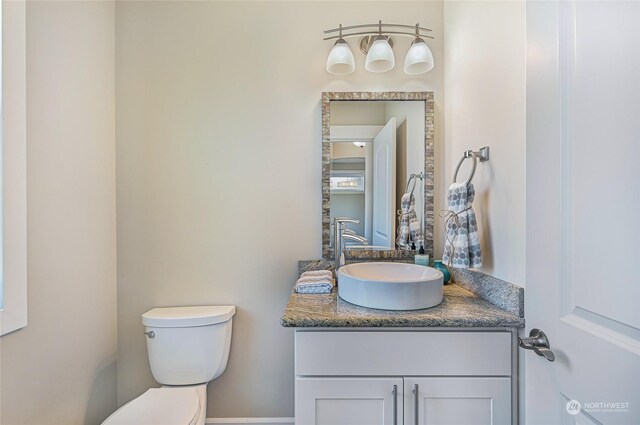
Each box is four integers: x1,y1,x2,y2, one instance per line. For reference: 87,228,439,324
372,118,396,248
329,101,425,250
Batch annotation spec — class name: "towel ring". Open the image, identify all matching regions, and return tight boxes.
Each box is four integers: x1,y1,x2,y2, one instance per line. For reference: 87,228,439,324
405,175,417,194
452,147,490,185
405,172,425,194
453,151,477,185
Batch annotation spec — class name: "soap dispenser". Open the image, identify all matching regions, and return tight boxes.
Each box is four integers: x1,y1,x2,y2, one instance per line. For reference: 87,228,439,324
414,243,429,266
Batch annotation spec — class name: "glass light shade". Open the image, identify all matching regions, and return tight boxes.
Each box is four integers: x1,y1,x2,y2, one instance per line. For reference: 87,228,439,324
404,38,434,75
326,39,355,75
365,37,395,73
353,141,366,148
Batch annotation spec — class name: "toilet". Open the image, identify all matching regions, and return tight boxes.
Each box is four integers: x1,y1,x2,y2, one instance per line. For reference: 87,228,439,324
102,305,236,425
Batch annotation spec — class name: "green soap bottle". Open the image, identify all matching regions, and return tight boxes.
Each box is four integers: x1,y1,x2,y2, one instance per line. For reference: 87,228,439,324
433,260,451,284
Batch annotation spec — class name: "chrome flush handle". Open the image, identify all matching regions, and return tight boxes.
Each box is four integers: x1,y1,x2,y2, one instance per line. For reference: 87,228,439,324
519,328,555,362
144,330,155,339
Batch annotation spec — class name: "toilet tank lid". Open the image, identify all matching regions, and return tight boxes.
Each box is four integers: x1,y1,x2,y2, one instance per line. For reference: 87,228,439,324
143,305,236,328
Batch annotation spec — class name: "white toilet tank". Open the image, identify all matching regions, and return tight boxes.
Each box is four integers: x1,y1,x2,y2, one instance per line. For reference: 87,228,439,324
142,305,236,385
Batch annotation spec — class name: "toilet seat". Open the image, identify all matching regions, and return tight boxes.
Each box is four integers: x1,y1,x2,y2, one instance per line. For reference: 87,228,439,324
102,387,201,425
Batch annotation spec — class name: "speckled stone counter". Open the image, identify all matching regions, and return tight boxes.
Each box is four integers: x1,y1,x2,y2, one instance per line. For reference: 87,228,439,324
281,284,524,328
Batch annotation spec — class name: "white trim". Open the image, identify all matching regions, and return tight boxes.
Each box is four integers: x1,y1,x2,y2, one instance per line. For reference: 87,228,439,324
206,418,294,425
0,0,28,336
329,125,383,142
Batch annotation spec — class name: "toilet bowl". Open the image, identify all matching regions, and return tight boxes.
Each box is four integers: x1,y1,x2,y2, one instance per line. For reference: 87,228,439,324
102,305,235,425
102,384,206,425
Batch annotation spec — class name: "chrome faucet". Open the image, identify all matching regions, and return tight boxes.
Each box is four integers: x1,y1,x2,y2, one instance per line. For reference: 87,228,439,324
343,233,368,244
333,217,368,270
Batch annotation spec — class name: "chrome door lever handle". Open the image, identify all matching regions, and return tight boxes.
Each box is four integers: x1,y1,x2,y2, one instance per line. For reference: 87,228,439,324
519,328,555,362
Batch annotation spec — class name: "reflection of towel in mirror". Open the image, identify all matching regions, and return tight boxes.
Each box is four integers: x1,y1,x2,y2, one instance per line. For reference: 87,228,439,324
397,192,420,248
442,183,482,268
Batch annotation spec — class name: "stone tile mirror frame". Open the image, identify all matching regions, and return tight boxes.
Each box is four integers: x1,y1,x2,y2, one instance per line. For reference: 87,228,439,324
322,91,435,260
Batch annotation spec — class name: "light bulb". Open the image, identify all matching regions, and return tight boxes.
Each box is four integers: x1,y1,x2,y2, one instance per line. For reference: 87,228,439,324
404,38,434,75
365,36,395,73
326,39,355,75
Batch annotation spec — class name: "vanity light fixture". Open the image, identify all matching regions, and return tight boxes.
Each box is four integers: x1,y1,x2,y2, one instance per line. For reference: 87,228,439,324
353,141,367,148
326,24,356,75
324,21,434,75
404,29,434,74
365,22,395,73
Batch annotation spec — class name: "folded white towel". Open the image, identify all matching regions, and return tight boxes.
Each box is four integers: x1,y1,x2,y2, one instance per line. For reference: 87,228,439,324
295,275,334,294
297,276,331,282
295,283,333,294
301,270,333,279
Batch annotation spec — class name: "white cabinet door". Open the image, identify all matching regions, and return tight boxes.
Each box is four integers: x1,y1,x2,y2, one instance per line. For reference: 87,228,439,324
404,378,511,425
296,377,403,425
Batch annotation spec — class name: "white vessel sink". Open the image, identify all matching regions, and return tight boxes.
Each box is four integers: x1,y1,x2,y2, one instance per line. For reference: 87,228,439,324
337,262,444,311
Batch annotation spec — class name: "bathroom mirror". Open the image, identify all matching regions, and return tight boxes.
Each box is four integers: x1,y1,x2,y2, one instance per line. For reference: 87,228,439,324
322,92,434,260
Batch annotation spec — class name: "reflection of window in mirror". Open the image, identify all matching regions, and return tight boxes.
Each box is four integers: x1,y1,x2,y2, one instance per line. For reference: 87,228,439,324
1,2,29,336
329,101,425,251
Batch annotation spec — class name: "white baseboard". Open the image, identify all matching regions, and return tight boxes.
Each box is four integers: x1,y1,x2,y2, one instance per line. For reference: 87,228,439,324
206,418,294,425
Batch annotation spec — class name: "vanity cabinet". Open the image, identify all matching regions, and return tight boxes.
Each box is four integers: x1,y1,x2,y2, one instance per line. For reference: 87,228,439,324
294,330,517,425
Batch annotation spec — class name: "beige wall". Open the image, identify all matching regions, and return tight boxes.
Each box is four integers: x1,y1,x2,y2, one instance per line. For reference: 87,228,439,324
115,1,443,417
1,2,117,424
443,1,526,285
330,101,387,126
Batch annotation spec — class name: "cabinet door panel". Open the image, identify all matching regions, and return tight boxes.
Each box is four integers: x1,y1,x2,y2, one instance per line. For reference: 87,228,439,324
404,377,511,425
296,377,402,425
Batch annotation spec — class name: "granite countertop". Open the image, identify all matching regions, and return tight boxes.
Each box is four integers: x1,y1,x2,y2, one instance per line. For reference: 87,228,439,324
281,284,525,328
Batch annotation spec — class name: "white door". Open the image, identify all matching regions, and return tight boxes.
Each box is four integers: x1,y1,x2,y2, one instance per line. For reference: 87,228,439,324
295,377,402,425
372,118,396,248
404,378,511,425
526,2,640,424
